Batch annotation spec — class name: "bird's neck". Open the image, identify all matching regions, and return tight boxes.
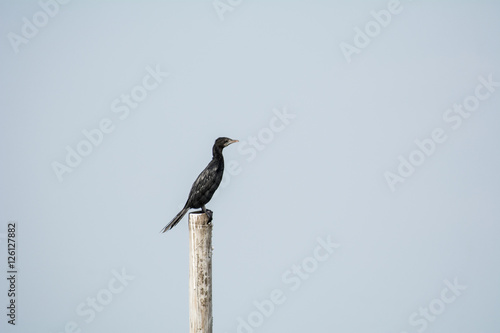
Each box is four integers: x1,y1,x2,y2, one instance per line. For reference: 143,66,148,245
212,146,224,160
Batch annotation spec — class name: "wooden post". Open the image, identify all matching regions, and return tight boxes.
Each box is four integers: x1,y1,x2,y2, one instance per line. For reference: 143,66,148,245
189,212,213,333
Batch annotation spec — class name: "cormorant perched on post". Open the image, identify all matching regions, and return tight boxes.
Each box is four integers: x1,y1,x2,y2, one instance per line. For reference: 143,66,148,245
161,137,238,233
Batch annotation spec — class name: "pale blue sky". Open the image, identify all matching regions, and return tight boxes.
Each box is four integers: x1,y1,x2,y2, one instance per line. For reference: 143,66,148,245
1,1,499,332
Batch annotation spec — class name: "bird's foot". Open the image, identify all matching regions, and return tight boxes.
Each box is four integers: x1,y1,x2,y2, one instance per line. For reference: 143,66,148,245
206,209,213,223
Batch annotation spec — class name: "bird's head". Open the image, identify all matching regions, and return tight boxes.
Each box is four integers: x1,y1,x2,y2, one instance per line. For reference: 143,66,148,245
213,137,238,156
215,137,239,148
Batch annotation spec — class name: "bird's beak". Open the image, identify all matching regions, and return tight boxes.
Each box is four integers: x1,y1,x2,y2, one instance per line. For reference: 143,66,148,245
225,139,239,147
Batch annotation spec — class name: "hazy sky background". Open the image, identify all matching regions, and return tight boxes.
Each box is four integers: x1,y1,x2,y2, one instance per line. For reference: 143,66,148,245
1,1,499,332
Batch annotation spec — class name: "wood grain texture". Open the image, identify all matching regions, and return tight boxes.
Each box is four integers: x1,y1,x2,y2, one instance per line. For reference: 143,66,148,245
189,212,213,333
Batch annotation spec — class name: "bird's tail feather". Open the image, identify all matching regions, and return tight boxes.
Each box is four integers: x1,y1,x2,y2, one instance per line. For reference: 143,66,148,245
161,207,189,233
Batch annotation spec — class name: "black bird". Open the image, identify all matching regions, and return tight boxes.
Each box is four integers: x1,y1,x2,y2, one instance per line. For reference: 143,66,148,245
161,137,238,233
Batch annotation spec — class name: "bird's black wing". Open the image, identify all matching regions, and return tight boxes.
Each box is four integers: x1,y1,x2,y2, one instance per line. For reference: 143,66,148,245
186,159,223,207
